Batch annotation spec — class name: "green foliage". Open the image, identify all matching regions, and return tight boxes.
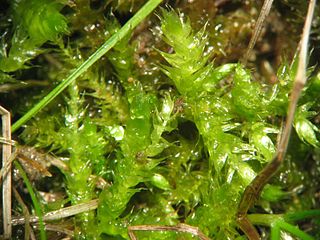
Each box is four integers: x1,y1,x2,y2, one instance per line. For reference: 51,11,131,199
294,103,320,147
22,81,109,238
98,24,179,237
159,9,320,238
159,10,211,97
12,0,68,44
0,0,68,72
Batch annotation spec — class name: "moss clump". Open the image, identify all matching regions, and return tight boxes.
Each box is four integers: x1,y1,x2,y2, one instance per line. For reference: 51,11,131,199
1,0,320,239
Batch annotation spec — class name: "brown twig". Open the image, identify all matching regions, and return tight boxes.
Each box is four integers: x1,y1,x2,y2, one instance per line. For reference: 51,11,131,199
236,0,317,239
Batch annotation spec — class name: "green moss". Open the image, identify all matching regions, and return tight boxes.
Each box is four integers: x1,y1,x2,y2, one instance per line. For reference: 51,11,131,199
159,9,320,238
0,0,68,72
2,1,320,239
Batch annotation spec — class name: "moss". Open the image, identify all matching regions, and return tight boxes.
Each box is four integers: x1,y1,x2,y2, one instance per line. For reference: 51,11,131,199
1,0,320,239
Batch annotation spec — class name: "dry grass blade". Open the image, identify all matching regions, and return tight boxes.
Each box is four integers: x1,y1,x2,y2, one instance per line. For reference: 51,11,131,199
241,0,274,65
237,0,317,239
0,106,12,239
12,199,99,225
128,223,210,240
0,137,16,146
